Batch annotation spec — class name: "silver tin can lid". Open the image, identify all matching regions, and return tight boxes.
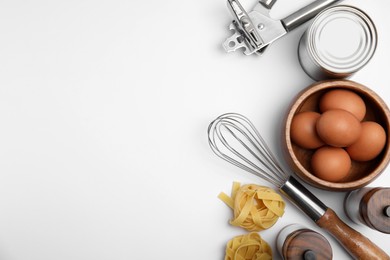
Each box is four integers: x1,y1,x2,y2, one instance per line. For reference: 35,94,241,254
306,5,377,78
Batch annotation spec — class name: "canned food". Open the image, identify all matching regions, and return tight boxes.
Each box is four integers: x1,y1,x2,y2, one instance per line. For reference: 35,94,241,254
298,5,377,80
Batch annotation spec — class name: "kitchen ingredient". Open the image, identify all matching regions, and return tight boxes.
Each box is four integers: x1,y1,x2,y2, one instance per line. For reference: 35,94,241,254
298,5,377,80
218,182,285,231
316,109,361,147
290,111,324,149
346,121,386,161
319,89,366,121
311,146,351,182
209,113,389,259
224,232,272,260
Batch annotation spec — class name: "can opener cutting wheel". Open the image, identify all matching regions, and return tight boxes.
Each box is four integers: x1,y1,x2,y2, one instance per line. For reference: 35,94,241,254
223,0,342,55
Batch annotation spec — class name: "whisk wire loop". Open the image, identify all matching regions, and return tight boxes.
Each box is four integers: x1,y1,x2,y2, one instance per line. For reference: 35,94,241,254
208,113,289,187
220,121,281,183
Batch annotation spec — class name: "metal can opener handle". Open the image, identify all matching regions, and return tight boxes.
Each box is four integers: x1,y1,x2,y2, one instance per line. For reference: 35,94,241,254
223,0,342,55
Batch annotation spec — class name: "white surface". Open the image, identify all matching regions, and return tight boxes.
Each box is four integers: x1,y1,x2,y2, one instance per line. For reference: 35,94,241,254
0,0,389,259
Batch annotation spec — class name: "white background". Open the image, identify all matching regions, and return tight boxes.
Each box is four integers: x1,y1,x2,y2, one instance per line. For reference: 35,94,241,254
0,0,389,259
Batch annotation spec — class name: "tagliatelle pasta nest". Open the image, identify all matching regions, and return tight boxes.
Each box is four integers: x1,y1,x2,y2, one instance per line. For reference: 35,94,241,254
225,232,272,260
219,182,285,231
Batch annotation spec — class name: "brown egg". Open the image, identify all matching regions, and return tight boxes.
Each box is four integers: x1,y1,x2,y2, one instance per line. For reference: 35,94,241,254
316,109,361,147
290,112,324,149
311,146,351,182
319,89,366,121
346,121,387,161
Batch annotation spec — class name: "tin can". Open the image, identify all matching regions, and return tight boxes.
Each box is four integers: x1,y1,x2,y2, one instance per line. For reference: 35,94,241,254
298,5,377,80
276,224,333,260
344,187,390,234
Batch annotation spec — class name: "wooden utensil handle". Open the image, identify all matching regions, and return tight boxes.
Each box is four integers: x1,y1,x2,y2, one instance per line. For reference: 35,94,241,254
316,208,390,260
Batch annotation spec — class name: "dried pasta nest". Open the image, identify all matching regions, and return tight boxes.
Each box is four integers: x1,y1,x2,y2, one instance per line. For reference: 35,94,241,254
225,232,272,260
219,182,285,231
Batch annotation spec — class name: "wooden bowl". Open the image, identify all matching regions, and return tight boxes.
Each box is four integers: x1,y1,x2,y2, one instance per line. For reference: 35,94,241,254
283,80,390,191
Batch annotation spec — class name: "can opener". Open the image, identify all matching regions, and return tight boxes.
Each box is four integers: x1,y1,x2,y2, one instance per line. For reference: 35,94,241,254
223,0,342,55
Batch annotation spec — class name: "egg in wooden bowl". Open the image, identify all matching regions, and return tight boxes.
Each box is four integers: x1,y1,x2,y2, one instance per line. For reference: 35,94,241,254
283,80,390,191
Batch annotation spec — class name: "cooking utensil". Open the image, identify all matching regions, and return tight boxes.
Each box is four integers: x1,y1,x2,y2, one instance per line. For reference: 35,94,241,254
345,187,390,234
223,0,342,55
208,113,389,259
276,224,332,260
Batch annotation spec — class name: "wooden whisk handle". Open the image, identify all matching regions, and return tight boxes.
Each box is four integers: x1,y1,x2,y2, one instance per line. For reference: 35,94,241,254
316,208,390,260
